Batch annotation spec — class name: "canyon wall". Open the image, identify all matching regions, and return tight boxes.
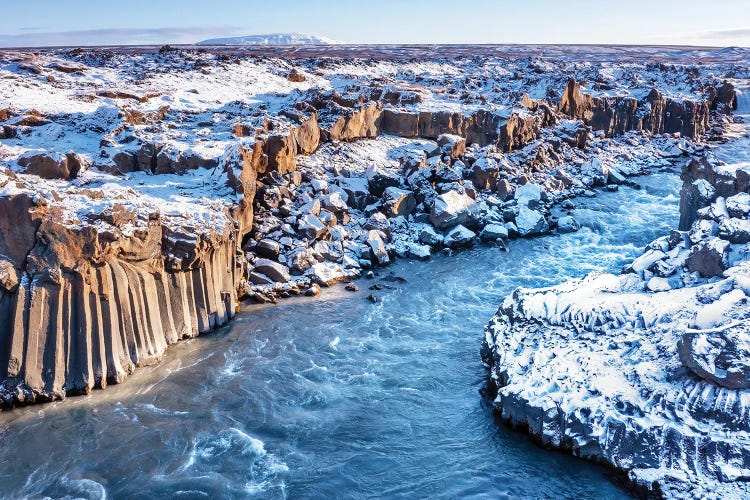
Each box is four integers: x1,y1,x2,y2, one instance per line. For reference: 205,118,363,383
0,79,728,407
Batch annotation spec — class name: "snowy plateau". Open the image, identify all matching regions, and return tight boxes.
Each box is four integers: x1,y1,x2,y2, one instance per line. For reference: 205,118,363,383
0,43,749,498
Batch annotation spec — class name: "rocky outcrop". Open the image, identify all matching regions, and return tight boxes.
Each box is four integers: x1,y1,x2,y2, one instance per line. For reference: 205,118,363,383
0,147,258,407
17,152,84,180
558,79,724,139
483,150,750,498
379,107,545,151
678,156,748,230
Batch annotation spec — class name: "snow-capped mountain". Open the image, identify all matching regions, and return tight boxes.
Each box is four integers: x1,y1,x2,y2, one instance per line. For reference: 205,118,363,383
196,33,343,46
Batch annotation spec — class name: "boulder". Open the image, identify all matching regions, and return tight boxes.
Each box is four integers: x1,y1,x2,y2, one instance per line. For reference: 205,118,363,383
419,225,443,246
718,218,750,244
685,237,730,278
678,325,750,389
253,258,291,283
469,157,499,190
443,225,476,248
366,166,400,197
515,206,549,237
557,216,580,234
437,133,466,159
363,212,391,239
297,214,327,240
321,192,348,213
337,177,370,210
514,183,544,209
17,152,83,180
479,223,509,242
430,191,477,230
366,230,390,265
381,187,416,217
256,239,281,259
406,243,431,260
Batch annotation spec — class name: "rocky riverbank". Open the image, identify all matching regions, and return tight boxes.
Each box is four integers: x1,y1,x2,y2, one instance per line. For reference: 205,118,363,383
482,88,750,498
0,45,745,407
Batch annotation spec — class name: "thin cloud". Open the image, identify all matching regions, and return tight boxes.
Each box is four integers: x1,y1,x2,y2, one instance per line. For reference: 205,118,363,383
0,26,245,48
696,27,750,39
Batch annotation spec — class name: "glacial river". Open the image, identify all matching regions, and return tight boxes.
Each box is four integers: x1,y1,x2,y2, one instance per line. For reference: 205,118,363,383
0,170,682,499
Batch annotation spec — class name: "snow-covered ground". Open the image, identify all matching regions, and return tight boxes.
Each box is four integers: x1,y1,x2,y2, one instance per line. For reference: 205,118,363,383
484,87,750,498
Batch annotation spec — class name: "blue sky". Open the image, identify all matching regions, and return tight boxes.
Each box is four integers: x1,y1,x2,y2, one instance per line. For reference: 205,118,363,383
2,0,750,47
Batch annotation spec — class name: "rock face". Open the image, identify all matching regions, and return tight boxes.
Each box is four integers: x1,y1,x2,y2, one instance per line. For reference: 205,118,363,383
483,272,750,498
558,79,722,139
483,149,750,497
0,147,257,406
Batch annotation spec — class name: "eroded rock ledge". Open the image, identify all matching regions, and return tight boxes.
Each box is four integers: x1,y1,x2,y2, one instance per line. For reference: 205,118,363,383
483,126,750,497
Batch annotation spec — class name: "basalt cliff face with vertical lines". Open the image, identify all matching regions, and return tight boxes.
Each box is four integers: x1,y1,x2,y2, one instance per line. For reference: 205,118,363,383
0,45,743,407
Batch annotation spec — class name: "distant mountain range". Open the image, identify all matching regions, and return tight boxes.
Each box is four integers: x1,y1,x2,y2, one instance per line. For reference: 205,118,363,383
196,33,343,46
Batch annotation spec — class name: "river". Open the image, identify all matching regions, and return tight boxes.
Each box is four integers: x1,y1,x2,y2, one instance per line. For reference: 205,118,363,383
0,169,682,499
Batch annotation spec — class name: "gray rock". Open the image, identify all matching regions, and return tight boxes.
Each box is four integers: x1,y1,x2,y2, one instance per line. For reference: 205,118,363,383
419,225,443,246
479,223,509,241
298,214,327,240
248,271,274,286
256,239,281,259
366,230,390,265
407,243,431,260
726,192,750,218
444,225,476,248
363,212,391,239
381,187,416,217
298,198,321,217
366,166,400,197
253,259,291,283
469,157,499,190
685,237,730,278
718,217,750,244
515,206,549,237
557,216,580,234
514,183,544,209
430,190,477,230
607,166,627,185
337,176,370,210
679,324,750,389
321,192,348,213
437,133,466,159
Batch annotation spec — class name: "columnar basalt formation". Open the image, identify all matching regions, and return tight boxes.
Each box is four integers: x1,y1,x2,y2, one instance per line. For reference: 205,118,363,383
0,147,260,406
557,79,732,139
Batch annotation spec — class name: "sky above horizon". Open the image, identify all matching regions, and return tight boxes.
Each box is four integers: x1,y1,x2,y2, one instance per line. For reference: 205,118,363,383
2,0,750,48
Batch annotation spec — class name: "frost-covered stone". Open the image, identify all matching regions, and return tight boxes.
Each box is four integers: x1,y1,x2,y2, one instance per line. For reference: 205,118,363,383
366,230,390,265
419,225,443,246
430,190,477,230
406,243,431,260
337,176,370,210
514,183,543,208
443,225,475,248
253,258,291,283
678,324,750,390
556,216,580,234
381,187,416,217
298,214,327,240
515,206,548,237
685,237,730,278
479,223,509,241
